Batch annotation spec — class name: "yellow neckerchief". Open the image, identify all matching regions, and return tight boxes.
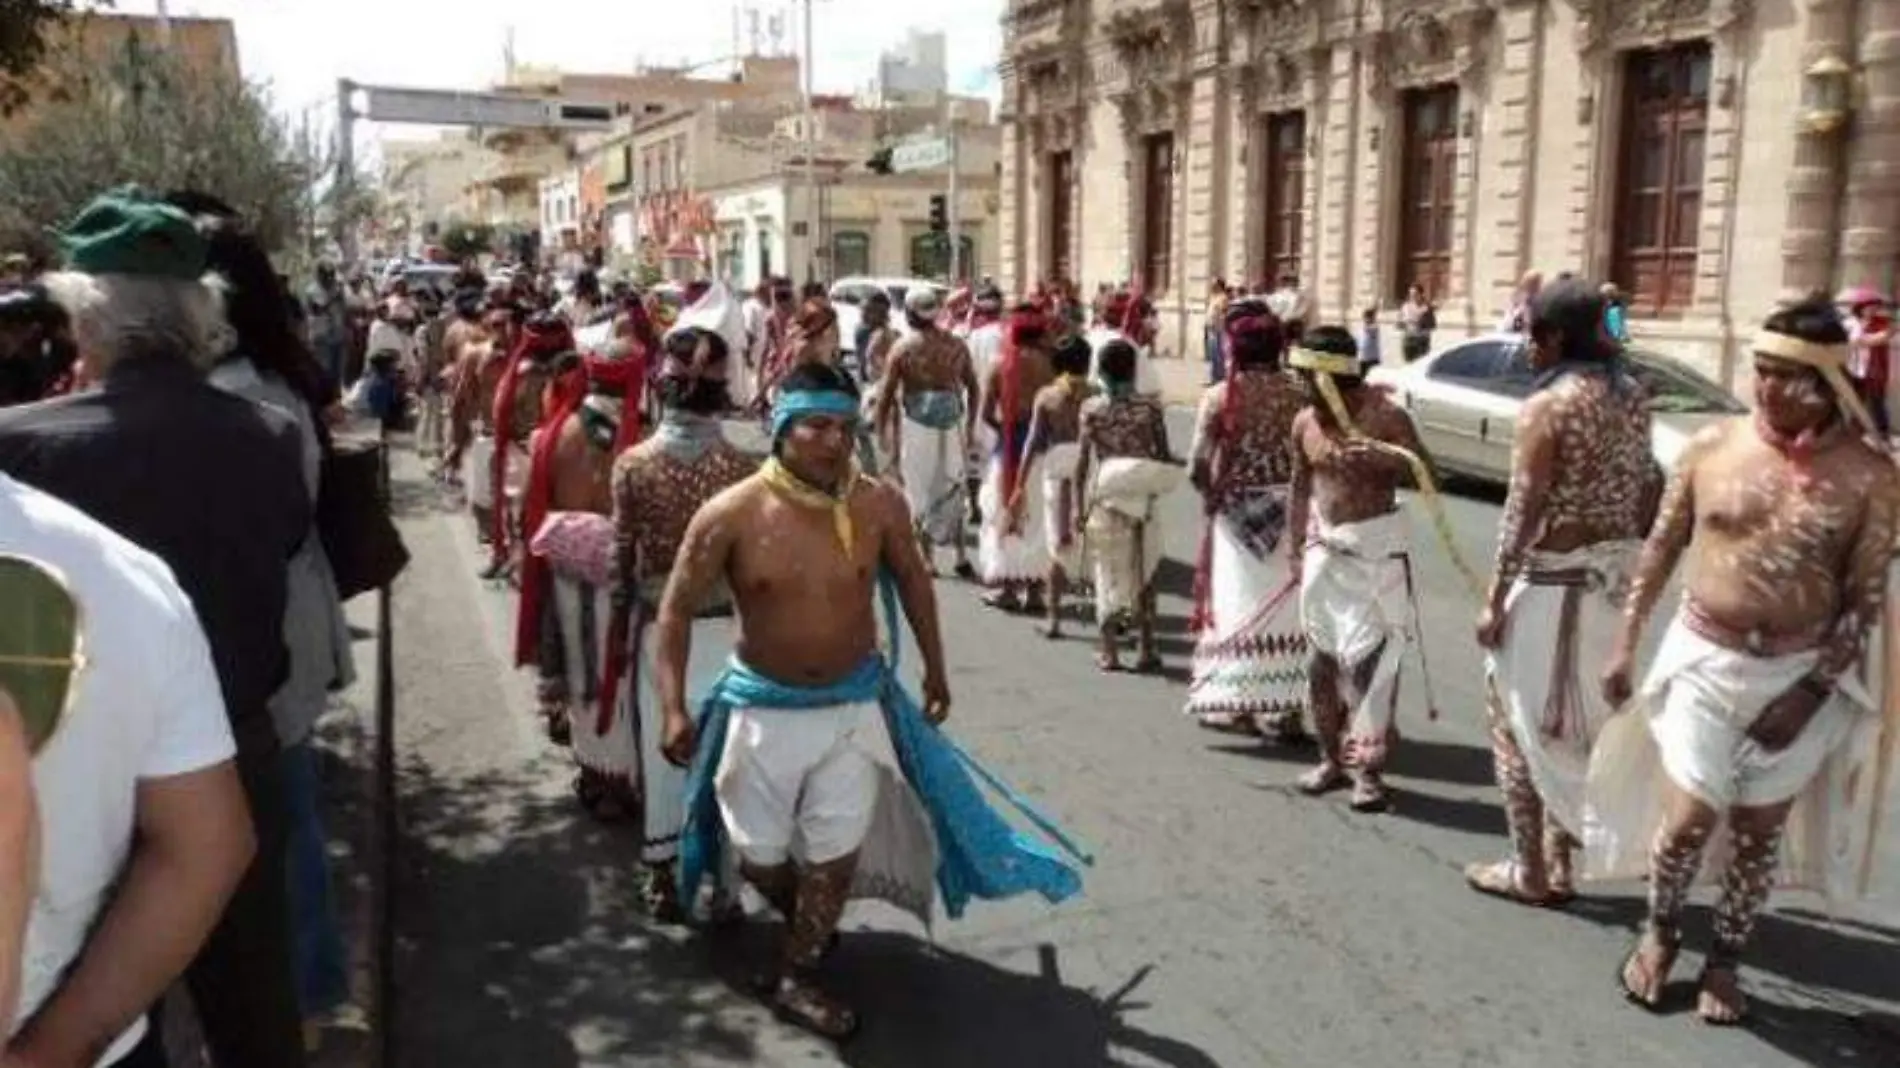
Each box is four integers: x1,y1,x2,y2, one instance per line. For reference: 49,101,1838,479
1288,347,1488,600
760,456,862,557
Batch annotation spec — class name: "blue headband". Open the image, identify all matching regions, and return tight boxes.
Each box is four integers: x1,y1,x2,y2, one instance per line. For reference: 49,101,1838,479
771,389,859,441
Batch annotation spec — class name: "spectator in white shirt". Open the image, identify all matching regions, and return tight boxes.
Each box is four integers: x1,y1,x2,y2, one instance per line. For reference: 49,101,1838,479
2,473,253,1068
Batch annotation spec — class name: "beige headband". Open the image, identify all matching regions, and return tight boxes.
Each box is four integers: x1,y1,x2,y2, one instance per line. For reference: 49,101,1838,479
1751,330,1849,370
1288,348,1362,376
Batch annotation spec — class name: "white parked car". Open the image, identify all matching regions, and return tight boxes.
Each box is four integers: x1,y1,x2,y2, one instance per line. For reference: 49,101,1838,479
1365,334,1746,486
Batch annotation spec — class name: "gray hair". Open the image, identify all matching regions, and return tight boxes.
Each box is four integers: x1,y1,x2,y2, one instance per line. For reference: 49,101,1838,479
38,270,231,374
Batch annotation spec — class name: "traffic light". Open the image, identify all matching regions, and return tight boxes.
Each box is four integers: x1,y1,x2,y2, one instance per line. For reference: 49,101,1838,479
928,194,947,233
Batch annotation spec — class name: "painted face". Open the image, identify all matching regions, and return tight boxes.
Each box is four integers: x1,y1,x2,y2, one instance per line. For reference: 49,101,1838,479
780,410,856,486
1752,355,1832,433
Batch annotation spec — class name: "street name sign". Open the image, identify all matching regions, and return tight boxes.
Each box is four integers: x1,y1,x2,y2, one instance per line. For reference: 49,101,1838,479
890,137,953,173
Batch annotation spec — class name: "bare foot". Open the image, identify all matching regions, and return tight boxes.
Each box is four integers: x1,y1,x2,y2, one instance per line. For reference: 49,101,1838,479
1462,859,1556,907
1349,773,1393,812
1696,966,1748,1025
774,972,859,1041
1618,927,1680,1011
1297,762,1349,796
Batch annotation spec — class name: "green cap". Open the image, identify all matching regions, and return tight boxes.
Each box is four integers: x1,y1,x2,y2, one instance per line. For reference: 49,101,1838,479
53,185,207,280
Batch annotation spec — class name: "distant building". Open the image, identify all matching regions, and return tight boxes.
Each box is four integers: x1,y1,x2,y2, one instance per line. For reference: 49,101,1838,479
872,30,950,105
998,0,1900,388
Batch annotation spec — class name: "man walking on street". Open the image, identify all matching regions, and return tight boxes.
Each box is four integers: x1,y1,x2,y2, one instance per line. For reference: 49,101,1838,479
873,288,980,579
600,285,755,918
1466,278,1662,907
1593,297,1898,1024
1288,326,1437,813
657,363,1087,1040
1185,299,1310,737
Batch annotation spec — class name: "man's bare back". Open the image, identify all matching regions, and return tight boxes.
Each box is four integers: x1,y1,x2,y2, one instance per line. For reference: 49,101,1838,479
546,416,613,515
1291,393,1423,526
875,328,979,441
985,350,1056,429
1646,419,1898,649
689,474,912,685
612,440,757,588
1509,377,1661,555
1030,377,1092,448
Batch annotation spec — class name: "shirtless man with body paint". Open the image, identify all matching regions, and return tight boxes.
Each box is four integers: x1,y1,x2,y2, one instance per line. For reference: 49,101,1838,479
656,363,950,1038
1602,297,1899,1025
874,291,981,579
1467,278,1662,906
1288,326,1436,811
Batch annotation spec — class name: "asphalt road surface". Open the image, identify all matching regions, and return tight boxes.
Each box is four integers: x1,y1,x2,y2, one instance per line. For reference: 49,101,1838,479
350,412,1900,1068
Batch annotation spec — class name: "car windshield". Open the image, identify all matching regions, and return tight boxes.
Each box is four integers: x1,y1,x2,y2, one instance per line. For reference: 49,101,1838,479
1625,351,1745,414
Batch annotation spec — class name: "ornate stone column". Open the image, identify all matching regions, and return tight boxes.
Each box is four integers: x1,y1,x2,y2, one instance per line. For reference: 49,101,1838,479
1839,0,1900,291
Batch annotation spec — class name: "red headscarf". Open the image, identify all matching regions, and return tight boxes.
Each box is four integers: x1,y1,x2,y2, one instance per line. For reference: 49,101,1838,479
489,316,577,549
512,353,649,668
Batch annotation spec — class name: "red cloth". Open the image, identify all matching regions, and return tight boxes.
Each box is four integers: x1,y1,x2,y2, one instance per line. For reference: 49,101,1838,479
512,353,647,670
996,307,1045,513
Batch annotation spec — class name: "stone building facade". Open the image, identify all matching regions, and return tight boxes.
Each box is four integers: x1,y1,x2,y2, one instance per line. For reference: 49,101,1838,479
997,0,1900,388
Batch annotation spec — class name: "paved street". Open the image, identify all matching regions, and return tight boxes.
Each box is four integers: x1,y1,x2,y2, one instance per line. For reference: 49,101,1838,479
353,409,1900,1068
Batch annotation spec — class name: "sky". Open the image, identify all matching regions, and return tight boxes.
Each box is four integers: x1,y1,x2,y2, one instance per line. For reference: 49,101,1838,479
111,0,1005,168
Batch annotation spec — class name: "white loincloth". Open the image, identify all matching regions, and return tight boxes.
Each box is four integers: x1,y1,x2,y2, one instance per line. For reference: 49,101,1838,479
1186,488,1307,723
1582,613,1882,901
1301,510,1419,766
898,405,967,545
1082,457,1184,620
1486,541,1639,837
1037,441,1085,573
978,448,1051,584
586,585,737,863
714,698,939,927
462,434,528,512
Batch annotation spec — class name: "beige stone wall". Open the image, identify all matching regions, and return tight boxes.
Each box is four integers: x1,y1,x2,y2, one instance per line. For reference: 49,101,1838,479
1000,0,1900,391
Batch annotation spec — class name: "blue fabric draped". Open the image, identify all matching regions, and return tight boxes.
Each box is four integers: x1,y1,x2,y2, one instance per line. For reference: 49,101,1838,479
676,570,1092,919
771,388,860,442
902,389,965,431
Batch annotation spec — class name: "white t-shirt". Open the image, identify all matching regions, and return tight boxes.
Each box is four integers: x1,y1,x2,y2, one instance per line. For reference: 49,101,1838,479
1,474,235,1066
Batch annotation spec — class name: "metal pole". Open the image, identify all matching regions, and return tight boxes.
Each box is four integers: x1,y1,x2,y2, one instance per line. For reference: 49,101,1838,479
337,79,358,265
947,103,961,284
155,0,172,47
802,0,818,285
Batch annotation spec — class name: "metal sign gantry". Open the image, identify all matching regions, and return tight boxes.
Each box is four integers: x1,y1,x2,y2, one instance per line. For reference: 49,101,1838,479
332,79,630,260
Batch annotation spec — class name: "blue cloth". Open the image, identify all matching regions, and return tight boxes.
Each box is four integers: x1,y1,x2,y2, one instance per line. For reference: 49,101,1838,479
677,572,1091,919
1604,304,1629,343
902,389,964,430
772,388,860,442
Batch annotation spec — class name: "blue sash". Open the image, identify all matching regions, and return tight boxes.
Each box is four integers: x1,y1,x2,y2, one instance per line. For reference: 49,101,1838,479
902,389,965,431
677,571,1092,918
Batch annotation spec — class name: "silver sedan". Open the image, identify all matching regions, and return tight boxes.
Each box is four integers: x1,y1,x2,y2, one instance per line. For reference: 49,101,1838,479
1367,334,1746,486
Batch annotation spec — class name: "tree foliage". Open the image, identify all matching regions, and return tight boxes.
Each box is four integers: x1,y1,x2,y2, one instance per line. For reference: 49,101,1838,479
0,32,327,258
438,219,496,261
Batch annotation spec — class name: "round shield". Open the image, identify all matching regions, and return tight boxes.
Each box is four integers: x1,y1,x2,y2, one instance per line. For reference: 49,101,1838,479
0,554,84,754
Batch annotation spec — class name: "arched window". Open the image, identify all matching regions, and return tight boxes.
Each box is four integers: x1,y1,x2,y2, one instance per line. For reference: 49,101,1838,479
907,233,978,282
832,231,872,278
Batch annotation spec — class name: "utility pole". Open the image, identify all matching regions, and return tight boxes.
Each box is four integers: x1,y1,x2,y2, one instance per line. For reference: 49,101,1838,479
801,0,818,285
154,0,171,47
336,79,358,265
945,91,961,284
